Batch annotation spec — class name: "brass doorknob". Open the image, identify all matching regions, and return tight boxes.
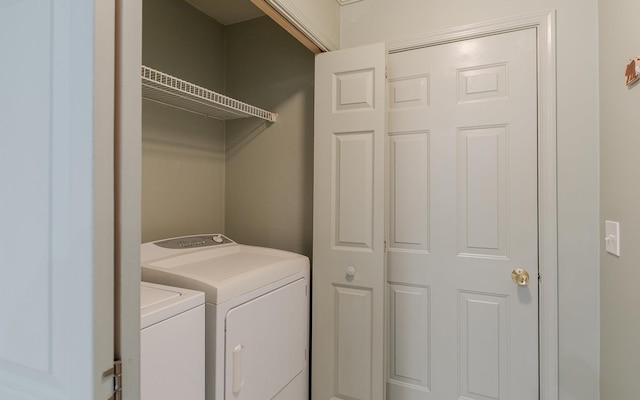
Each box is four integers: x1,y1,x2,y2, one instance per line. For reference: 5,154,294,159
511,268,529,286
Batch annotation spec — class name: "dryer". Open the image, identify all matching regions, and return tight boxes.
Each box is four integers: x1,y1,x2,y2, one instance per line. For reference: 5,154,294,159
141,234,309,400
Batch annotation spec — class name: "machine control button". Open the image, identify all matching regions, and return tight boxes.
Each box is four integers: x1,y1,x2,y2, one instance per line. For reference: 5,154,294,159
154,234,234,249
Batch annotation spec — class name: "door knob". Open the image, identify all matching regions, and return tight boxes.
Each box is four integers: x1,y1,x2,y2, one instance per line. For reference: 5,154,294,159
346,266,356,281
511,268,530,286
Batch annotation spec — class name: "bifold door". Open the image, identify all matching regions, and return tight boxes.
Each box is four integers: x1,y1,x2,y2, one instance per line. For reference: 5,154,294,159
313,28,539,400
312,43,387,400
386,28,539,399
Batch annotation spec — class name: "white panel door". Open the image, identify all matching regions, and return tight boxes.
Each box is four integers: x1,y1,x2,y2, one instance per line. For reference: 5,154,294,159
313,43,386,400
386,29,538,399
0,1,115,399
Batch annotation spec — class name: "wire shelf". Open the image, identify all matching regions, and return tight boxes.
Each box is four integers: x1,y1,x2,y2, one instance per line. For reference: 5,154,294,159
141,65,277,122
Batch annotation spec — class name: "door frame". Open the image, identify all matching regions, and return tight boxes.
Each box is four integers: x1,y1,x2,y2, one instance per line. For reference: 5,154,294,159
386,10,558,400
115,0,142,399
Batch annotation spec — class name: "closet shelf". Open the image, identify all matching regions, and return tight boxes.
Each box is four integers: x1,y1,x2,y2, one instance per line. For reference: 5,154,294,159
141,65,278,122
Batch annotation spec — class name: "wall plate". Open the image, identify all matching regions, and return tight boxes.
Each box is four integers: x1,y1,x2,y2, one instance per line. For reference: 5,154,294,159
605,220,620,256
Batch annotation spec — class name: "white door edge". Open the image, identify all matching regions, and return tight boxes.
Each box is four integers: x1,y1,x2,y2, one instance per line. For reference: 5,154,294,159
386,10,559,400
115,0,143,399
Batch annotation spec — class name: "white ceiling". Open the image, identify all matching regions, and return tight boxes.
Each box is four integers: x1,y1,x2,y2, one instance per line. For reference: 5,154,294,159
185,0,265,25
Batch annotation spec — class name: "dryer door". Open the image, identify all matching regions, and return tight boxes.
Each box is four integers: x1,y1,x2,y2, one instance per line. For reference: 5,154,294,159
225,278,308,399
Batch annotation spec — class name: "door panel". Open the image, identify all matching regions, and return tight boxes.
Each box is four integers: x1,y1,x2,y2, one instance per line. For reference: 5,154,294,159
0,1,53,375
387,28,538,399
458,125,508,257
335,286,373,400
0,1,114,399
388,132,430,252
334,132,375,249
313,43,386,400
388,284,430,390
458,292,508,400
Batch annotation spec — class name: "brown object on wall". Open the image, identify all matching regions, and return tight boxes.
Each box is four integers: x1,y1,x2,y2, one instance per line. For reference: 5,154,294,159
625,58,640,86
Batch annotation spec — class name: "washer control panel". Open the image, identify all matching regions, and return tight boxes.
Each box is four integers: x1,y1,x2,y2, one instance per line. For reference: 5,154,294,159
153,234,234,249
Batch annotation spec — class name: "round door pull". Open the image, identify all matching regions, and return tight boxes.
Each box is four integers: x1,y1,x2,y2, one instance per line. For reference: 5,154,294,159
511,268,530,286
346,266,356,281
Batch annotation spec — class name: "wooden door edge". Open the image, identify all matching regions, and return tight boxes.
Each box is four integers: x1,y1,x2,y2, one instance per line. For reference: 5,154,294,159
250,0,323,54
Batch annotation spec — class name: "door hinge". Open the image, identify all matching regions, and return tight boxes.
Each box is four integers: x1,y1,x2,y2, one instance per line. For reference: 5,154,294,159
385,65,389,79
104,360,122,400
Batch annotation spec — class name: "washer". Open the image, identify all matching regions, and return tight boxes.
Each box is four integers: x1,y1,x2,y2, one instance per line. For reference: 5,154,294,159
141,234,310,400
140,281,205,400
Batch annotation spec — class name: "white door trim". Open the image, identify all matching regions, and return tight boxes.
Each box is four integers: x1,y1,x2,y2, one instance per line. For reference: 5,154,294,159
386,10,558,400
115,0,142,399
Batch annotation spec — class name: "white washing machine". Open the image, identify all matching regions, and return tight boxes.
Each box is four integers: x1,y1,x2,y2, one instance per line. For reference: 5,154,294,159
140,234,310,400
140,281,205,400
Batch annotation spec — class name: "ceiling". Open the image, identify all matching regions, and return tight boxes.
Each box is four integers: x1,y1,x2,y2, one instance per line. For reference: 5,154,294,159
185,0,265,25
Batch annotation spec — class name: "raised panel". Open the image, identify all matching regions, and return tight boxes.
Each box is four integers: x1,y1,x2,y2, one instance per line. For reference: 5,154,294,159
334,286,373,400
458,126,508,258
334,69,375,112
333,132,374,250
459,292,509,400
389,75,429,110
388,284,430,391
388,132,429,252
457,64,507,103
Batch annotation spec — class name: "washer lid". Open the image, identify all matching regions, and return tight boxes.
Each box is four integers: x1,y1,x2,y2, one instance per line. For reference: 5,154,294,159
140,282,204,329
141,243,309,304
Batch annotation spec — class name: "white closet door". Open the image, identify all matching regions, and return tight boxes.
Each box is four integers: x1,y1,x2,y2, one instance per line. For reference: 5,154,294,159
312,43,386,400
0,1,115,399
386,28,539,399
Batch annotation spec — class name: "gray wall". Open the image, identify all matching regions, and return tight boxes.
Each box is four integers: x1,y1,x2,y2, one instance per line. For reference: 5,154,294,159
341,1,600,399
141,1,314,255
599,1,640,398
141,0,226,242
224,17,315,257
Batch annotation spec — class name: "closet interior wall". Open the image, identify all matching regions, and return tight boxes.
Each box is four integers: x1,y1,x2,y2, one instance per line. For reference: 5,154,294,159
224,17,314,258
141,0,314,258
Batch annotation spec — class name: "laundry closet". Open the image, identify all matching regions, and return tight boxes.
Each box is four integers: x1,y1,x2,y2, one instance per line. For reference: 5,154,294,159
141,0,315,257
138,2,316,399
